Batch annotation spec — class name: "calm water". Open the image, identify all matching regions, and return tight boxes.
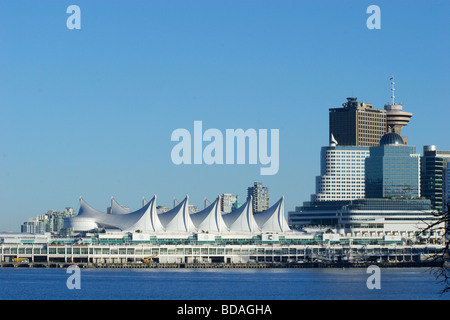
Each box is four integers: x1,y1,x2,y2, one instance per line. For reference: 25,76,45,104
0,267,447,300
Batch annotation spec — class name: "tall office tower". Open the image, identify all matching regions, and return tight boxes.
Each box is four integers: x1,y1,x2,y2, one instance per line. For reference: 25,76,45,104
329,97,387,147
247,182,270,213
384,77,412,144
312,135,370,201
421,145,450,212
221,193,238,213
365,132,421,199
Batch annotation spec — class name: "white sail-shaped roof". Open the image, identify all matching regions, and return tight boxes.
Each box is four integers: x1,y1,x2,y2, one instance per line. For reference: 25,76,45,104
65,195,291,234
222,196,260,233
253,196,290,232
158,196,196,232
65,197,159,233
146,195,164,232
110,198,130,215
190,196,228,233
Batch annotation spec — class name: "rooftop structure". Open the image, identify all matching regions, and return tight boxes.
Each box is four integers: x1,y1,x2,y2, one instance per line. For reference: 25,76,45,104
64,194,290,234
329,97,386,147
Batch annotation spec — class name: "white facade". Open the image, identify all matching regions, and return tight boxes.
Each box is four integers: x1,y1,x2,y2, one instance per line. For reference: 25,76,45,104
312,144,370,201
289,208,443,241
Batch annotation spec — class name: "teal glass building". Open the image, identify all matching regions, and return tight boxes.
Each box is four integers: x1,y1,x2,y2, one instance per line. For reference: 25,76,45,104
365,133,420,199
420,145,450,212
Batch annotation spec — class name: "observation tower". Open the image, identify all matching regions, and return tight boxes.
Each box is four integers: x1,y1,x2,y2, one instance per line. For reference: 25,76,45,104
384,77,412,144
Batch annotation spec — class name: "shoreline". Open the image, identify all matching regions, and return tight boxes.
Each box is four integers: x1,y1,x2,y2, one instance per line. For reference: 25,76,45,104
0,261,441,269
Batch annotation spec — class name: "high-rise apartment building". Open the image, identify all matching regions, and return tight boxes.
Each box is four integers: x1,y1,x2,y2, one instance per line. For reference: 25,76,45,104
421,145,450,212
247,182,269,213
329,97,387,147
220,194,238,214
312,137,370,201
21,208,75,234
365,132,420,199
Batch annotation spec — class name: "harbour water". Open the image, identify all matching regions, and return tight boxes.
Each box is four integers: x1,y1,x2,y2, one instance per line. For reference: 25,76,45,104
0,267,447,300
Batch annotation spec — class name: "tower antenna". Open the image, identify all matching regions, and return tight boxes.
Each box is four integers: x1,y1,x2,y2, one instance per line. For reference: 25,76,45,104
390,76,395,105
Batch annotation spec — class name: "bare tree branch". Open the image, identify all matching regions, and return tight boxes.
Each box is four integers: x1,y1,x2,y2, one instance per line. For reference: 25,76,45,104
418,204,450,294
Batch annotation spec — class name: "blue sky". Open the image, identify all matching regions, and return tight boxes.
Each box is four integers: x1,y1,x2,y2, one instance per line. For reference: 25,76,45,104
0,0,449,231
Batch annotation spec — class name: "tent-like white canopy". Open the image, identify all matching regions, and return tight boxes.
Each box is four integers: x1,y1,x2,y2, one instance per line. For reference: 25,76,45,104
158,196,196,232
110,198,130,215
222,196,260,233
190,196,228,233
65,194,290,234
65,197,156,232
253,196,290,232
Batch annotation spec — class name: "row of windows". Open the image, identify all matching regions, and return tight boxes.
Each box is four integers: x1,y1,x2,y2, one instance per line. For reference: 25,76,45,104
322,177,364,180
1,247,328,256
318,190,364,193
326,171,364,174
326,154,368,157
326,151,369,154
316,195,364,199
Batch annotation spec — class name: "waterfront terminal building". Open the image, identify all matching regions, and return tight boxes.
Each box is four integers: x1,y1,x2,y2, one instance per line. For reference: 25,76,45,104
0,195,443,266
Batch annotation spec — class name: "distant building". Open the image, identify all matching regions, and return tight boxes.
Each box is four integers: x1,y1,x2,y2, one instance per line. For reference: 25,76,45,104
365,132,420,199
231,196,241,212
21,208,75,234
329,97,387,147
220,194,238,214
312,135,370,201
188,204,199,214
247,182,269,213
156,205,170,214
421,145,450,212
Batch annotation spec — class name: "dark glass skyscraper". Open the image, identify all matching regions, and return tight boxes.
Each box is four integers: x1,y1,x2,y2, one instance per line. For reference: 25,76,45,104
421,145,450,212
365,133,420,199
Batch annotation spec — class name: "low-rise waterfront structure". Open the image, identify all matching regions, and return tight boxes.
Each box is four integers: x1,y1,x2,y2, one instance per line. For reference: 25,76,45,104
0,231,442,266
